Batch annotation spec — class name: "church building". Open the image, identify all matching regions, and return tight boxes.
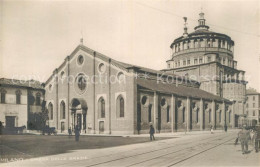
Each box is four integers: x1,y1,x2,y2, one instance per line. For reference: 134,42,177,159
44,12,242,135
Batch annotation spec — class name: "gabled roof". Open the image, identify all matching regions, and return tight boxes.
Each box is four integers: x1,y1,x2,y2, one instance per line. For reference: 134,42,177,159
45,44,199,85
0,78,44,90
137,77,229,102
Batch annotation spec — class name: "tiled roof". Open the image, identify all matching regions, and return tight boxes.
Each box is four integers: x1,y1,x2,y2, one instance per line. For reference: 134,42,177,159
0,78,44,89
137,77,229,102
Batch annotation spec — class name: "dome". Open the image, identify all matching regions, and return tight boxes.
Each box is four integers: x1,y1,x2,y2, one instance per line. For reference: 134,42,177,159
167,12,236,70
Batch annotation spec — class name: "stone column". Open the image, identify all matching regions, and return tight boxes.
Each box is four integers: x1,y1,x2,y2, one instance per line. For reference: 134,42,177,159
186,97,191,131
222,102,225,127
153,91,158,133
200,98,203,130
171,94,176,133
81,113,83,132
212,100,216,128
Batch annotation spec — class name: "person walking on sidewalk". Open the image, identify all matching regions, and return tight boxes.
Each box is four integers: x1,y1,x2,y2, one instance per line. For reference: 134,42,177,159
149,125,155,141
238,125,250,154
255,124,260,152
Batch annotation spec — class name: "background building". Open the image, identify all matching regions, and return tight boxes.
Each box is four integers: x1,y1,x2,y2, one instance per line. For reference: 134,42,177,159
0,78,44,130
245,88,260,126
162,12,247,127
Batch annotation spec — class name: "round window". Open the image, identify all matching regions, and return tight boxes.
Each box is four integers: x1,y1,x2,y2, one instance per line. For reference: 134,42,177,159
117,72,125,82
141,96,147,105
76,74,87,91
60,71,65,78
98,63,106,73
49,84,52,91
77,55,84,65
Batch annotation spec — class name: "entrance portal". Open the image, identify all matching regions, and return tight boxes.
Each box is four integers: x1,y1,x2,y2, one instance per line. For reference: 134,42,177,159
70,98,88,133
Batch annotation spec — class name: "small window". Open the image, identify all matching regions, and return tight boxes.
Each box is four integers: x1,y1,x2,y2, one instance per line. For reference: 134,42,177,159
60,71,65,79
209,110,211,123
253,96,255,101
48,103,53,120
199,58,203,64
77,55,84,65
160,98,166,107
187,60,190,65
219,110,222,123
98,97,105,118
167,106,170,122
36,93,41,106
117,72,125,83
196,110,199,123
117,95,124,117
60,101,66,119
0,89,7,103
194,59,198,64
141,96,147,105
208,56,211,62
98,63,106,73
183,61,186,66
16,90,22,104
229,111,231,123
148,105,152,122
182,108,185,123
253,111,255,116
49,84,52,91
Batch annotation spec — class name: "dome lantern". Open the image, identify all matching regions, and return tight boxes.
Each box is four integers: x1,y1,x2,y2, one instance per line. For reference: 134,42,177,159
194,12,209,31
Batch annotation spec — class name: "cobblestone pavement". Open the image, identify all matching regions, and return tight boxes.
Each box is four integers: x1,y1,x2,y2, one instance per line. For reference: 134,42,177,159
1,131,259,167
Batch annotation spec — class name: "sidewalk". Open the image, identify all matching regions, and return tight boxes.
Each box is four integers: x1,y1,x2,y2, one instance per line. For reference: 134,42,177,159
27,129,239,137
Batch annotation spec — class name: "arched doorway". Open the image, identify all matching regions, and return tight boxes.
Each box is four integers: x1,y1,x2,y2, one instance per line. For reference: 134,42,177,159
70,98,88,133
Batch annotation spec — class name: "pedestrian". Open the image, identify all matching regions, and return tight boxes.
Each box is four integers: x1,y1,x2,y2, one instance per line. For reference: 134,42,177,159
149,125,155,141
254,124,260,153
210,126,214,134
68,127,72,136
75,125,80,142
249,129,255,147
238,125,250,154
224,125,228,132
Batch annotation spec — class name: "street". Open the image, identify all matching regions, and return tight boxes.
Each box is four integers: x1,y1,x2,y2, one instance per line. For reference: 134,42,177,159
1,131,259,167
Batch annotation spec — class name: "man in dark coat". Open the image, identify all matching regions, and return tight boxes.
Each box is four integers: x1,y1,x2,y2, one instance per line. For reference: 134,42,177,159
255,124,260,152
149,125,155,141
75,125,80,142
238,125,250,154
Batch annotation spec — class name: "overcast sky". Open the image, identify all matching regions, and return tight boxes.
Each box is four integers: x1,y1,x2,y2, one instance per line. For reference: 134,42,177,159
1,0,259,91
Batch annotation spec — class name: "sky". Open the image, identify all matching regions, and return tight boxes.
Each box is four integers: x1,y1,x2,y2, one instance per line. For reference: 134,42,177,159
0,0,259,91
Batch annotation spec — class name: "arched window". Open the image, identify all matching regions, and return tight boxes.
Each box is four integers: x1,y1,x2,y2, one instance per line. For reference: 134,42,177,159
15,90,22,104
36,92,41,106
219,110,222,123
60,101,65,119
148,104,152,122
229,111,231,123
1,88,7,103
98,97,105,118
48,103,53,120
196,109,199,123
117,95,124,117
182,108,185,123
209,110,211,123
167,106,170,122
